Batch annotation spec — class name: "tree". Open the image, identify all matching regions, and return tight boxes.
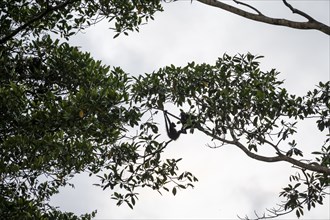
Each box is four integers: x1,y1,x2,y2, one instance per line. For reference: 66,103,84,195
132,53,330,219
0,1,196,219
130,0,329,219
0,0,329,219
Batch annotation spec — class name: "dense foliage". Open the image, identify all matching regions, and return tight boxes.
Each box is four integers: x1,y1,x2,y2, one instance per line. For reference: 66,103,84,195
0,1,197,219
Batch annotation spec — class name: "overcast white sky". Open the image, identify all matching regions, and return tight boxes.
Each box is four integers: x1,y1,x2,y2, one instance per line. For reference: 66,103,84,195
51,1,330,219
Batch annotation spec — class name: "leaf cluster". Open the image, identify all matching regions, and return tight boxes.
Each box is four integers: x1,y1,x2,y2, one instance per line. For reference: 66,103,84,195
0,34,137,218
0,0,163,43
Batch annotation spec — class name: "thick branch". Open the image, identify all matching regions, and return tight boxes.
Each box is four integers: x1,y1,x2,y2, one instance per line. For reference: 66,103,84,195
198,127,330,175
196,0,330,35
0,0,73,45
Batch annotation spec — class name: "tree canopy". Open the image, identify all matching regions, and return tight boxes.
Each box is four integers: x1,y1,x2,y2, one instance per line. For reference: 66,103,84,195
0,0,329,219
1,1,197,219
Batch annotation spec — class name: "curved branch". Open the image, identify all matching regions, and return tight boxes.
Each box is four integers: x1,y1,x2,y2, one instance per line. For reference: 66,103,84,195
197,126,330,175
196,0,330,35
0,0,73,45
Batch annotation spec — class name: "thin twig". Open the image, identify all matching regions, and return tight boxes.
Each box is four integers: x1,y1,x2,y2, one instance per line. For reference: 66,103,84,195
282,0,315,22
233,0,263,15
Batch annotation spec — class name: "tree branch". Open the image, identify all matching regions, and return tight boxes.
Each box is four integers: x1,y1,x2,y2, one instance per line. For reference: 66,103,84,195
0,0,73,45
282,0,315,22
197,126,330,175
239,204,295,220
196,0,330,35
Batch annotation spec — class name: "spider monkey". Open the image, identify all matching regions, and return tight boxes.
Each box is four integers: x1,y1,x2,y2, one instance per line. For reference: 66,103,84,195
163,110,182,140
163,110,197,140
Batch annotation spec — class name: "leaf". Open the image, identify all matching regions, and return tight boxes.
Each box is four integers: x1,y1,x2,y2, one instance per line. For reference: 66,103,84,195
151,124,158,133
131,197,136,206
172,187,177,196
253,117,258,126
248,144,258,152
311,151,323,155
293,183,301,189
293,148,303,157
127,202,133,209
286,149,293,157
79,110,84,118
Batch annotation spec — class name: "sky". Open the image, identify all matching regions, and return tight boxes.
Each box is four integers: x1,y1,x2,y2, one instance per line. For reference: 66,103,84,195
50,1,330,219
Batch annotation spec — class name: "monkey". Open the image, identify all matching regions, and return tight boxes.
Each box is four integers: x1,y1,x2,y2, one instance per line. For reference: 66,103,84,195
163,110,199,140
164,111,182,140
